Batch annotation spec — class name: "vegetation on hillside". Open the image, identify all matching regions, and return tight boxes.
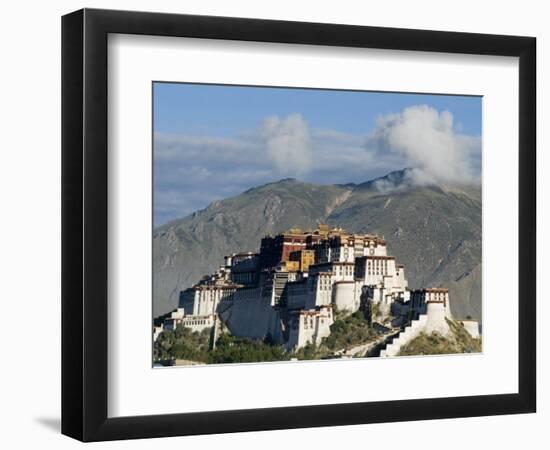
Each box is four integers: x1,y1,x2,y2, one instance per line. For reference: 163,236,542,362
322,310,379,351
154,326,212,362
154,310,382,364
207,334,289,364
284,310,381,360
154,326,291,364
155,313,483,364
293,342,323,360
397,319,482,356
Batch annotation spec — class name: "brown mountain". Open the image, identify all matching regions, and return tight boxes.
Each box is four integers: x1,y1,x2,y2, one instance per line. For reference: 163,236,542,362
153,170,482,323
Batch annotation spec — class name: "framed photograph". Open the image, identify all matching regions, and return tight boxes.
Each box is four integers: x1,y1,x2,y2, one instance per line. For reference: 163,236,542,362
62,8,536,442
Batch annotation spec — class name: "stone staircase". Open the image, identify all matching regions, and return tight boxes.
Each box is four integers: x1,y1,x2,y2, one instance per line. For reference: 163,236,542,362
364,328,402,357
379,314,428,357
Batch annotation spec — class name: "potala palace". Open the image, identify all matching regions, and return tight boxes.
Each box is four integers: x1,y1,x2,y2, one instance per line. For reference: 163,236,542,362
155,225,480,357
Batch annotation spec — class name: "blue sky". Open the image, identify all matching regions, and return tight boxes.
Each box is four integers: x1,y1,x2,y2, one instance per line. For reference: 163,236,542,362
154,82,482,227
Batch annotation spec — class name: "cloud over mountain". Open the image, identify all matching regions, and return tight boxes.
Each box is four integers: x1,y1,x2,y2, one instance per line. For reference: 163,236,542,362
366,105,481,186
154,107,481,225
261,113,313,176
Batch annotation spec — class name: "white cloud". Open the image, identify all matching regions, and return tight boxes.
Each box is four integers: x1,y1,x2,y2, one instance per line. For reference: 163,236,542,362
366,105,481,186
261,113,313,176
153,106,481,225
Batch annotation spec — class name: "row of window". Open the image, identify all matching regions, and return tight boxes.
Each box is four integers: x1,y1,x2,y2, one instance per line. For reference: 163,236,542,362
182,319,211,326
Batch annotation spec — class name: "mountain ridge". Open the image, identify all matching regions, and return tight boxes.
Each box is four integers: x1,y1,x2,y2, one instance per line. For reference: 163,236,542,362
153,169,482,322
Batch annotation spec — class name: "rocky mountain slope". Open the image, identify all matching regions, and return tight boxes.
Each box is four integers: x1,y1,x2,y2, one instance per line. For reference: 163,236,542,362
153,169,482,322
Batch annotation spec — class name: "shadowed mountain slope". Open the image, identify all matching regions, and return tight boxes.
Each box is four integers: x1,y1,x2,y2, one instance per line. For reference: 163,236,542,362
153,170,481,322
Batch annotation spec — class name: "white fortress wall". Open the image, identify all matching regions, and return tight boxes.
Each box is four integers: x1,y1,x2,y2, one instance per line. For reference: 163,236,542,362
380,314,429,357
171,308,185,320
163,318,178,332
386,259,397,277
424,302,451,335
183,285,239,316
287,315,311,350
382,274,395,291
179,289,197,316
365,272,385,287
153,326,163,342
180,315,215,333
220,288,284,343
331,262,355,282
394,266,407,291
365,241,387,256
381,290,454,357
286,308,333,350
167,228,463,354
195,289,220,315
333,281,359,313
287,274,332,311
312,310,333,344
459,320,480,339
381,303,456,358
366,285,383,303
311,274,332,308
287,322,303,349
286,281,310,310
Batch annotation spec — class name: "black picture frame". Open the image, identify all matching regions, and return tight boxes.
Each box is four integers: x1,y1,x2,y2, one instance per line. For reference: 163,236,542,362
61,8,536,442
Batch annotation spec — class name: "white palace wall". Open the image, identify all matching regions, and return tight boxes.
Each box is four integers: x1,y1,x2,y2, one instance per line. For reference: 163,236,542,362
180,315,215,333
164,228,479,354
286,308,333,350
332,281,360,313
286,281,311,310
459,320,481,339
220,288,285,343
424,302,451,335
